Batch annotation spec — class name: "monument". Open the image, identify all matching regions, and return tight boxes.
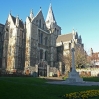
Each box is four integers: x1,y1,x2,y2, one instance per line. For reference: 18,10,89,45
65,47,83,83
47,42,99,86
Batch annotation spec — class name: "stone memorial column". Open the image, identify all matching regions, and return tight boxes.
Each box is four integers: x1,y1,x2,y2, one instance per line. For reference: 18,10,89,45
71,48,76,72
65,47,83,83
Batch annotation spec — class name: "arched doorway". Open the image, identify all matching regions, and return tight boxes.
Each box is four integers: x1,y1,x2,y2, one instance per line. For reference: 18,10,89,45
38,61,47,77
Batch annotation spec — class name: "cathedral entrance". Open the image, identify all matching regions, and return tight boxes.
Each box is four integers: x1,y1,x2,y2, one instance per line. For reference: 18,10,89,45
38,61,47,77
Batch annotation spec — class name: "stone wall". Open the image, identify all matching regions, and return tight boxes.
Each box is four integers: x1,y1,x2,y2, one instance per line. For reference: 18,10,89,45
49,67,58,77
76,68,99,77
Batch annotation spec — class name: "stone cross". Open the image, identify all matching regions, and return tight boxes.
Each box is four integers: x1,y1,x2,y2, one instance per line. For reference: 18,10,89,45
71,48,76,72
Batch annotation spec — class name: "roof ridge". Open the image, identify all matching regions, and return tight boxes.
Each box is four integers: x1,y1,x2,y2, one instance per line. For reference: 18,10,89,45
34,9,42,19
58,33,72,36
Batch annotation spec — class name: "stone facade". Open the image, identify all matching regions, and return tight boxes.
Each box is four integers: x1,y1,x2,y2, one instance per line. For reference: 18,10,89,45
25,4,61,70
0,23,4,68
0,4,86,76
1,4,61,74
56,29,84,60
56,29,85,74
2,14,25,72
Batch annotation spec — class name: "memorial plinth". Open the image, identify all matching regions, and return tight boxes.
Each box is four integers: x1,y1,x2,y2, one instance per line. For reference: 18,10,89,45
65,48,83,83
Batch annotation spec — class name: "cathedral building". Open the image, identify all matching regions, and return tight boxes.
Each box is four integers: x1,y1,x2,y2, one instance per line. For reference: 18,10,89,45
1,3,61,74
56,29,85,73
56,29,84,58
25,4,61,70
0,4,85,76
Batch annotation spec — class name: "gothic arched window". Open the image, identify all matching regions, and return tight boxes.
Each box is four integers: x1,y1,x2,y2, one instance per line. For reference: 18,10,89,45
41,33,43,44
38,30,40,43
40,49,43,59
36,20,38,26
45,37,47,45
45,51,47,61
39,19,41,28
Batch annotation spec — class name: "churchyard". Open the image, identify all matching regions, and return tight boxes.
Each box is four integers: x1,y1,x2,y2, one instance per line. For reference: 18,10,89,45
0,77,99,99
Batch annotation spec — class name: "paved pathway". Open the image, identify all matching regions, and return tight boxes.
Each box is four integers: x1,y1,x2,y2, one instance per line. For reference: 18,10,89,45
40,77,99,86
47,80,99,86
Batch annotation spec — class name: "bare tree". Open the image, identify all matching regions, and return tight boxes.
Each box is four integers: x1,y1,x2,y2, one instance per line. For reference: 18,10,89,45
86,55,92,67
58,52,72,72
59,47,87,72
75,47,87,68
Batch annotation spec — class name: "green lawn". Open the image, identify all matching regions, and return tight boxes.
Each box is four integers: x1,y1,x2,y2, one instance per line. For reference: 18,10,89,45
0,77,99,99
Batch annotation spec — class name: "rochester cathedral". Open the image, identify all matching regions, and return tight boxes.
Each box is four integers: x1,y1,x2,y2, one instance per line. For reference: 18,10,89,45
0,4,84,76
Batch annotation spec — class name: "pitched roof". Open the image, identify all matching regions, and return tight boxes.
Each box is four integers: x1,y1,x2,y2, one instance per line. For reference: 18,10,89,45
0,23,4,26
0,23,4,32
56,33,73,43
11,15,24,29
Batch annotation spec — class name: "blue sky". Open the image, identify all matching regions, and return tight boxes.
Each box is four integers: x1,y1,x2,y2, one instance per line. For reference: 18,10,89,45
0,0,99,53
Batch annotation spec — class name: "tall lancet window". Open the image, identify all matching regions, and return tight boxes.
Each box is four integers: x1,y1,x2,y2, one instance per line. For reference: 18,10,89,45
40,49,43,59
41,33,43,44
39,19,41,28
45,51,47,61
43,24,45,30
36,20,38,26
38,30,40,43
45,37,47,45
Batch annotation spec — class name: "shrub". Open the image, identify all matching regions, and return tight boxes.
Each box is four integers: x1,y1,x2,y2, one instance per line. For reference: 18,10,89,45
63,90,99,99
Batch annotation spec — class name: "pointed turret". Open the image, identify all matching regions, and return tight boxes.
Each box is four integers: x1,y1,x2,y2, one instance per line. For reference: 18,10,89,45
16,15,19,27
90,48,93,56
72,29,75,40
78,35,82,43
7,10,12,21
72,29,75,34
79,35,81,39
46,3,56,24
30,9,34,19
9,10,12,15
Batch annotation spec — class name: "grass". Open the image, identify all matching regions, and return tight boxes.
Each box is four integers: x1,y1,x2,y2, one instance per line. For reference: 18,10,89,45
83,77,99,82
0,77,99,99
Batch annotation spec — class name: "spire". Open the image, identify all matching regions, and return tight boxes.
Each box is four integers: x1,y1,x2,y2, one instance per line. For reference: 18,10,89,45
16,15,19,27
90,48,93,56
46,3,56,24
30,9,34,19
72,29,75,40
9,10,12,15
72,28,75,34
40,7,42,11
79,35,81,39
